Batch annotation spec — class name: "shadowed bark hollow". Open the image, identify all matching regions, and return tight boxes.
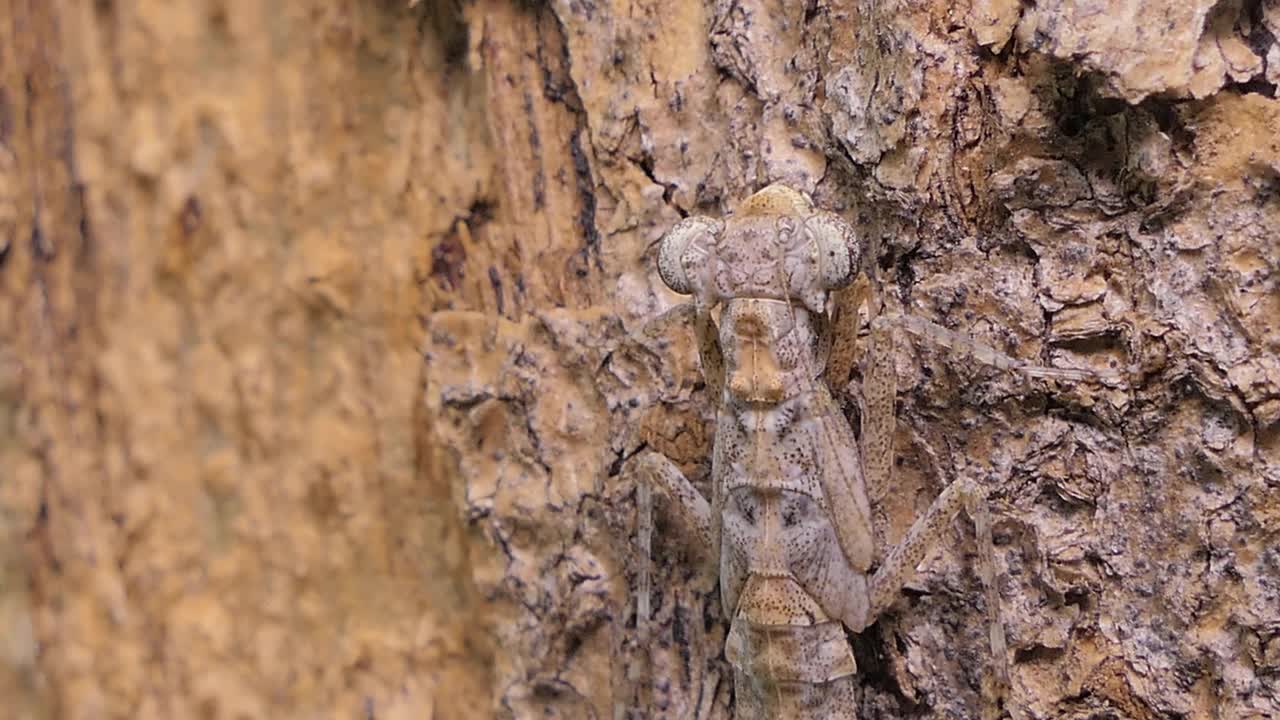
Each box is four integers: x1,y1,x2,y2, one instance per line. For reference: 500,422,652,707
1,1,1277,718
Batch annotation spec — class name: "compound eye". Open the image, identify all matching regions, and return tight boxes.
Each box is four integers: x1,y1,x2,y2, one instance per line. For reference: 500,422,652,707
657,216,723,295
804,213,858,290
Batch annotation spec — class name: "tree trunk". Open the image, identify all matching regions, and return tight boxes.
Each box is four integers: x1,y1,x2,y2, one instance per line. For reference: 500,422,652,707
3,1,1278,719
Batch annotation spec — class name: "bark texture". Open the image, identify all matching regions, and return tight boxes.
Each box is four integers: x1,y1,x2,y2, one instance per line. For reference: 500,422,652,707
2,0,1278,719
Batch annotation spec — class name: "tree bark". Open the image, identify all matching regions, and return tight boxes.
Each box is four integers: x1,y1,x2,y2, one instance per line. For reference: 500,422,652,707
2,1,1278,719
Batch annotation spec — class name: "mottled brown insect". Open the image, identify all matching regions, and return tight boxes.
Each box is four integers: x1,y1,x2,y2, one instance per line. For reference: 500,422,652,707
634,185,1109,718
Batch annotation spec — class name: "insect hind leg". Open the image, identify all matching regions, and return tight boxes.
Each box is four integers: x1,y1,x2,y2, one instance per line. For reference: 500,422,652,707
867,477,1018,720
632,451,716,621
628,451,718,716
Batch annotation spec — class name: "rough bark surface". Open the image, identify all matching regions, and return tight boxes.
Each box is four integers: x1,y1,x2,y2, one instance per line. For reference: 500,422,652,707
2,1,1278,719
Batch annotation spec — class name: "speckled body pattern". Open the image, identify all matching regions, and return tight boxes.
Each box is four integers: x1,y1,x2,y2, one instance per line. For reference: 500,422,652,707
642,185,1013,719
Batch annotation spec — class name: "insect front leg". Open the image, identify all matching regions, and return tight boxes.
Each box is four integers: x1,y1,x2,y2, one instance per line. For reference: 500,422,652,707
824,273,875,390
860,301,897,568
690,305,725,403
825,273,895,567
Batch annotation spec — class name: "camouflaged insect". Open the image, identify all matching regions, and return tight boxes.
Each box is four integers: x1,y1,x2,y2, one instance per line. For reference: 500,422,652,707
635,185,1021,719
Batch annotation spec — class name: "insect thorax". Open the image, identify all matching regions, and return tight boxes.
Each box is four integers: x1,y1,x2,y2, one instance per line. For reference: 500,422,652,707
719,297,825,404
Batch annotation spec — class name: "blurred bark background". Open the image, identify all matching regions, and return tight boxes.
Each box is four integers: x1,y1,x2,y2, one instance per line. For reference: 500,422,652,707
1,0,1277,718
